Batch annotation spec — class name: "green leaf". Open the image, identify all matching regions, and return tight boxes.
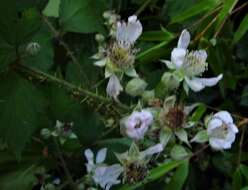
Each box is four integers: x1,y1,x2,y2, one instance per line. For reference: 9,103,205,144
43,85,104,145
0,38,16,72
0,164,38,190
23,26,54,72
43,0,61,18
119,160,183,190
137,36,174,64
240,164,248,180
241,187,248,190
215,0,239,30
170,0,219,24
170,145,189,160
190,104,207,122
59,0,107,33
232,167,242,190
175,129,190,146
0,5,41,46
166,160,189,190
233,14,248,44
191,130,208,143
140,29,174,42
0,72,46,158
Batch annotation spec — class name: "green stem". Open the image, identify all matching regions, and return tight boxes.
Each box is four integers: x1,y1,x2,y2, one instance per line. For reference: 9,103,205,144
135,0,152,16
15,64,130,111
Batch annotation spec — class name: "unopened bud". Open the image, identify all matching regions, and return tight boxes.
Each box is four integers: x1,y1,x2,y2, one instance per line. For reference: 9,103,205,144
40,128,51,139
26,42,40,55
95,34,105,43
125,78,147,97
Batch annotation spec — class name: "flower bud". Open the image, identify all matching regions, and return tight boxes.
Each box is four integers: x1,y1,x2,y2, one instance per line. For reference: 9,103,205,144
106,74,123,100
161,72,180,91
125,78,147,97
95,34,105,43
26,42,41,55
40,128,51,139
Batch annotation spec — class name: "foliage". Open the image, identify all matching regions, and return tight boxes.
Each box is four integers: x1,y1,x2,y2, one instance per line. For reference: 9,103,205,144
0,0,247,189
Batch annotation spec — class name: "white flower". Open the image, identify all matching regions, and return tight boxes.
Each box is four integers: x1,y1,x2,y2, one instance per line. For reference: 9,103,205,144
161,29,223,92
93,164,123,190
207,111,238,150
123,110,153,140
116,15,142,49
84,148,107,173
140,143,164,158
84,148,123,190
106,74,123,100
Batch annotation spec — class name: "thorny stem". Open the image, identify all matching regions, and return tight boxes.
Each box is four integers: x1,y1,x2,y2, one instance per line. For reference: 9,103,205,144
54,138,78,190
189,5,223,30
135,0,152,16
237,126,246,167
15,64,130,111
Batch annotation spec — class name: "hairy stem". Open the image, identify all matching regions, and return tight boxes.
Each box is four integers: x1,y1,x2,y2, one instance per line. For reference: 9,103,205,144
15,64,130,111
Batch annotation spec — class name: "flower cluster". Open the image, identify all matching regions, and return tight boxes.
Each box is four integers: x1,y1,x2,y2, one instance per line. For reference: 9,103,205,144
40,120,77,144
79,13,240,189
38,12,240,190
92,14,143,100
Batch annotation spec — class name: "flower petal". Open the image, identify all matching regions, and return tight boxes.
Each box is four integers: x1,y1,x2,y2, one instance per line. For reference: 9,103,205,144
141,143,164,157
106,75,123,100
185,74,223,92
171,48,187,68
185,77,205,92
194,74,223,87
160,60,176,70
96,148,107,164
177,29,190,49
229,123,238,133
116,15,142,46
214,111,233,124
94,58,107,67
84,149,94,163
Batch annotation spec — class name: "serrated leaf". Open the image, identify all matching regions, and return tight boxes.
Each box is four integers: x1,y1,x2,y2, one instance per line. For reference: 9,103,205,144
166,160,189,190
43,85,104,145
59,0,107,33
24,27,54,72
0,72,45,158
43,0,61,18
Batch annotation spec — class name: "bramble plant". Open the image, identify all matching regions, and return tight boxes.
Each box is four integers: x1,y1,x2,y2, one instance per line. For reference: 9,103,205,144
0,0,248,190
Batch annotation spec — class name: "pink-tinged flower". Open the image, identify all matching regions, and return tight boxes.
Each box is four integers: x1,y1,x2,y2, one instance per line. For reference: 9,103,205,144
207,111,238,150
123,110,153,140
